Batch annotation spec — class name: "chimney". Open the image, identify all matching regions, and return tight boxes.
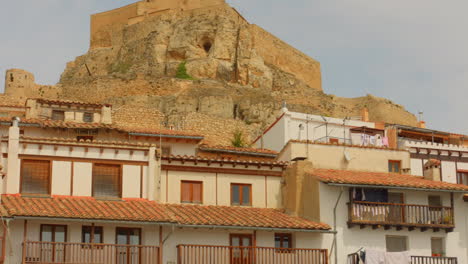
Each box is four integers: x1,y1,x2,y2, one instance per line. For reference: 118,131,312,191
101,105,112,124
423,159,441,182
418,121,426,129
361,108,369,122
6,117,21,194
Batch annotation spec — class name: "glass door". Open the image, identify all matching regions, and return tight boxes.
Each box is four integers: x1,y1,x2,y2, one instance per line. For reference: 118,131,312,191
40,225,67,263
230,234,253,264
116,228,141,264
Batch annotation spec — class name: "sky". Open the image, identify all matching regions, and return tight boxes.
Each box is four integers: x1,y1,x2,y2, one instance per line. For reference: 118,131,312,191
0,0,467,134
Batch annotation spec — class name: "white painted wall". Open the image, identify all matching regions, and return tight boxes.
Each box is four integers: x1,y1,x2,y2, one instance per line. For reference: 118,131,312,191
122,165,142,198
258,110,378,152
318,183,468,264
162,170,283,208
51,161,72,196
73,162,92,196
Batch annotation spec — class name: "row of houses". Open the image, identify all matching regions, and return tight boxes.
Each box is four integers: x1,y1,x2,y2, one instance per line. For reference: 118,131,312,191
0,99,466,264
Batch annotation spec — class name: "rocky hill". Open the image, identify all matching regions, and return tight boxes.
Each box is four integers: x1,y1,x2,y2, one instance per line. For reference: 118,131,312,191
3,1,417,146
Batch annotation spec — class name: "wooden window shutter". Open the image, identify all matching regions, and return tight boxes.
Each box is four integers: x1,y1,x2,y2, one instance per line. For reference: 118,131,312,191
92,164,121,198
21,159,51,195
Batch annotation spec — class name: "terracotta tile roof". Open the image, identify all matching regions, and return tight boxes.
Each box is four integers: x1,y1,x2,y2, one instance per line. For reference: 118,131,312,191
162,155,289,168
33,98,110,108
1,195,171,222
199,144,278,156
0,118,203,139
289,140,405,152
118,126,204,139
15,136,153,149
166,203,330,230
308,169,468,192
39,120,113,129
0,195,330,230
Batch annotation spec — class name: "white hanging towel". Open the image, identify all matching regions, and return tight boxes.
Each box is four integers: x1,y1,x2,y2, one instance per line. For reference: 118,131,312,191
365,250,385,264
385,251,410,264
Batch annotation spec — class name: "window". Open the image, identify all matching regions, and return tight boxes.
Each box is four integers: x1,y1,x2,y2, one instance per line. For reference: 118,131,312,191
428,195,442,211
21,160,51,195
275,233,293,249
51,110,65,121
116,228,141,245
457,171,468,185
431,238,444,257
41,225,67,243
386,236,408,252
82,226,103,244
161,146,171,156
83,112,94,123
181,181,203,204
388,160,401,173
231,183,252,206
92,164,122,199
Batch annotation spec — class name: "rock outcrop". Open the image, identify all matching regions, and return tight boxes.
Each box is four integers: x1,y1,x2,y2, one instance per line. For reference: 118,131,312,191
3,1,418,145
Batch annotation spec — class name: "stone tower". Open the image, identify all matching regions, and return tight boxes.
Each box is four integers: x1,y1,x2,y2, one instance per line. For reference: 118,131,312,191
4,69,36,99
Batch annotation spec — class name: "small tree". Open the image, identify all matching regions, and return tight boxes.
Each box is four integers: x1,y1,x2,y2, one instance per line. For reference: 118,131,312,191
175,61,194,80
231,130,247,148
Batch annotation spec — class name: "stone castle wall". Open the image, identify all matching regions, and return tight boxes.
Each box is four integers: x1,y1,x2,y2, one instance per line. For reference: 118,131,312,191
4,69,61,100
90,0,226,49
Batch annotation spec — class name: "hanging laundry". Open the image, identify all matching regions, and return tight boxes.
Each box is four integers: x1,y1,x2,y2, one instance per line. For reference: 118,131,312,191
385,251,410,264
382,137,389,147
365,250,385,264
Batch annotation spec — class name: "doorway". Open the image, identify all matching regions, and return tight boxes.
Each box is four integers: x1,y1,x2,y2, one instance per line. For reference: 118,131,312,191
40,225,67,262
116,228,141,264
230,234,253,264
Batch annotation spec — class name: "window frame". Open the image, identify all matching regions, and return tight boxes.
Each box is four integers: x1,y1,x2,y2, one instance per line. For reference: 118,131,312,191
388,160,402,174
92,163,123,199
51,110,65,121
428,195,442,211
20,159,52,196
82,225,104,244
83,112,94,123
457,171,468,185
431,237,445,257
231,183,252,206
275,233,293,252
40,224,68,242
385,235,408,252
180,180,203,204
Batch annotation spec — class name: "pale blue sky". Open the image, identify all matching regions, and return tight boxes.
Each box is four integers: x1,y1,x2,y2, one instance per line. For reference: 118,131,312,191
1,0,467,134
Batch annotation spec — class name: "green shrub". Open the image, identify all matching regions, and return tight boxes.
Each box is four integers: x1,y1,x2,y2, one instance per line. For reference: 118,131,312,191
175,61,195,80
231,130,247,148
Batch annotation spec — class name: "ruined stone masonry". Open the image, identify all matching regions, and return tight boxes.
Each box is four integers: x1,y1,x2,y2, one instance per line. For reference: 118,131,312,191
2,0,417,145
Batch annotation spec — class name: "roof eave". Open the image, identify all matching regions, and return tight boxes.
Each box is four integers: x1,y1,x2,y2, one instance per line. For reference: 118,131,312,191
199,147,277,158
324,182,468,193
128,132,204,141
8,216,333,233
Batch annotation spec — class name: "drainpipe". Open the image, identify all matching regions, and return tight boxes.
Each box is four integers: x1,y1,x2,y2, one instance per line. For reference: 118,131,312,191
331,188,344,264
148,146,157,201
6,117,21,194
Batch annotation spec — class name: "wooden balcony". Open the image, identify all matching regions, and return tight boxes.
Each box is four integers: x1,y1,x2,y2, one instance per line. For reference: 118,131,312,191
348,253,457,264
177,244,328,264
22,241,160,264
348,201,454,232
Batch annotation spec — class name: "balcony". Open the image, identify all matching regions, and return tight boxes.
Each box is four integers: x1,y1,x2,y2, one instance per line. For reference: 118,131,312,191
348,201,454,232
177,244,329,264
348,253,457,264
22,241,160,264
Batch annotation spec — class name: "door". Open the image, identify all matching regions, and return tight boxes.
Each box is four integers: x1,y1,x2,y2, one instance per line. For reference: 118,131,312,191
40,225,67,263
387,193,404,223
230,234,253,264
116,228,141,264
